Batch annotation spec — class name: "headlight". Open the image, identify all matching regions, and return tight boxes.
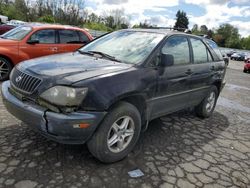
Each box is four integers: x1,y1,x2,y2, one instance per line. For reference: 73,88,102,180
40,86,88,106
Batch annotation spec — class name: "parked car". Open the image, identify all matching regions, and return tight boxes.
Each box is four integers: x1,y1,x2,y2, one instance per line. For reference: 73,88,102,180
226,50,236,57
230,52,245,61
244,53,250,63
1,29,226,163
0,23,93,81
0,24,15,35
243,60,250,73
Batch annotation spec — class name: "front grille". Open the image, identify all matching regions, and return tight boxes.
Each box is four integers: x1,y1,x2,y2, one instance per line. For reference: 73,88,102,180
10,68,42,94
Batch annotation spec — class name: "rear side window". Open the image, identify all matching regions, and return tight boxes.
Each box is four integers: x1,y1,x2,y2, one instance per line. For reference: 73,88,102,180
30,29,56,44
162,36,190,65
78,31,90,43
206,39,223,61
59,29,80,44
190,38,212,63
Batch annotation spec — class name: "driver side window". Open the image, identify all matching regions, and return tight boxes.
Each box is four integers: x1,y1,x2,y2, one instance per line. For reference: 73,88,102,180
30,29,56,44
161,36,190,65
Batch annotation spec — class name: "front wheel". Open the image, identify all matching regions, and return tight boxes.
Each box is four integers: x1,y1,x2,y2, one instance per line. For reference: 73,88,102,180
87,102,141,163
0,57,13,81
195,86,218,118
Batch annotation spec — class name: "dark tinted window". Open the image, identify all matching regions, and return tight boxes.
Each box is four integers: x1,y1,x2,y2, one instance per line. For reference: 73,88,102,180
191,38,212,63
30,29,55,44
162,36,190,65
78,31,90,43
59,29,80,44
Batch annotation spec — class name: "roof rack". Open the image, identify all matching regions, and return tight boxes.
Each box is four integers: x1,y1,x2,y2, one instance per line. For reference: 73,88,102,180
139,27,191,33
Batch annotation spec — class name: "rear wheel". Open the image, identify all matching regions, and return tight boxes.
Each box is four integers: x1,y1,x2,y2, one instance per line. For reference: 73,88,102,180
0,57,13,81
195,86,218,118
243,69,247,73
87,102,141,163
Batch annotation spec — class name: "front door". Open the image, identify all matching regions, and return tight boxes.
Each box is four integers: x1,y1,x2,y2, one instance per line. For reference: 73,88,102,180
20,29,58,61
150,35,192,119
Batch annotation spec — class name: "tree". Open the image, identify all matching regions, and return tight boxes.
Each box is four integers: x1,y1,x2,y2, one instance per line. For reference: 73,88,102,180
241,36,250,50
200,25,208,34
174,10,189,31
216,23,240,48
38,15,55,23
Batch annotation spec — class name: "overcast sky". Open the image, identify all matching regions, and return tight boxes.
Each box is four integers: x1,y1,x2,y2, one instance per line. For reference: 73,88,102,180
84,0,250,37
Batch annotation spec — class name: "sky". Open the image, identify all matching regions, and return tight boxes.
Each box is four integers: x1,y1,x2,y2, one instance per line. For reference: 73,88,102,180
84,0,250,37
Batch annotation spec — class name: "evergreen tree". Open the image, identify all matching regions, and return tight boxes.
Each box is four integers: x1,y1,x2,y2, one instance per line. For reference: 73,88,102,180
174,10,189,31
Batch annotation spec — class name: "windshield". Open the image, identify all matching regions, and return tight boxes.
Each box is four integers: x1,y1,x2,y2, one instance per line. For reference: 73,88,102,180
1,26,32,41
79,31,165,64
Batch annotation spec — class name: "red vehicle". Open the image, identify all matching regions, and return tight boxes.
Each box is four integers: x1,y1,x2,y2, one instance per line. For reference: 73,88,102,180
0,23,93,81
243,60,250,73
0,24,15,35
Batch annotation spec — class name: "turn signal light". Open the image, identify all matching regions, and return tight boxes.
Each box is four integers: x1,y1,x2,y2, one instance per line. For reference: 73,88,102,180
73,123,90,129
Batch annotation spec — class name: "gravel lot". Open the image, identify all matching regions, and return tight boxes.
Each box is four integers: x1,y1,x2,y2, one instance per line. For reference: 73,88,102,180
0,60,250,188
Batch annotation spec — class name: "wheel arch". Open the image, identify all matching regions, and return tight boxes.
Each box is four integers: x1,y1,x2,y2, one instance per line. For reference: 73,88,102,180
108,94,148,125
0,54,14,66
212,80,222,94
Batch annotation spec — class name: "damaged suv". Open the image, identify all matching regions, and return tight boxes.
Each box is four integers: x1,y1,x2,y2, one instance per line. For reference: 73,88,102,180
1,29,226,163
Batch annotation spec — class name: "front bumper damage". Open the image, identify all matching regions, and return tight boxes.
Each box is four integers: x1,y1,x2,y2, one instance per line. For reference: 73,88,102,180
1,81,106,144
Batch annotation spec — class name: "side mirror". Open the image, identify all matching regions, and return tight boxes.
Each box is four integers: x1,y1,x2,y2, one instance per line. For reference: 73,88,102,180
27,39,39,45
161,53,174,67
223,57,229,66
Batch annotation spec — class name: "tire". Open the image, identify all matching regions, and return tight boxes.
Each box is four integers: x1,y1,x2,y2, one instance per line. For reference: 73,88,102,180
195,86,218,118
0,57,13,81
243,69,247,73
87,102,141,163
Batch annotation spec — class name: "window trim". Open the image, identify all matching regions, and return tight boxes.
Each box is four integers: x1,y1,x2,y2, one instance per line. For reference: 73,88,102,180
28,29,57,44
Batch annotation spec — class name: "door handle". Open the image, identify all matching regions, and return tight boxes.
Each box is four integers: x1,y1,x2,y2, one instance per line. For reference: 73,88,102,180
185,69,193,75
49,47,58,52
210,66,215,70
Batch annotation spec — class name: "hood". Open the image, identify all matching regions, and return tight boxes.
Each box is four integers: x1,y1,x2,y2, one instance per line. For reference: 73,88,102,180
0,38,19,46
17,52,133,83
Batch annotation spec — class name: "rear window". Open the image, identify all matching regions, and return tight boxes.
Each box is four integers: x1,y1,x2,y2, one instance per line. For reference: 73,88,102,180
78,31,90,43
205,39,223,61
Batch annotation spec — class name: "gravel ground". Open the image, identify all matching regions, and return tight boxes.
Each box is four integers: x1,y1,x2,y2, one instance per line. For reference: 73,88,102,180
0,60,249,188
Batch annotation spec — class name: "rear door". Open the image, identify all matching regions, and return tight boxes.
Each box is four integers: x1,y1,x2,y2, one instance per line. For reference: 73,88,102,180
188,37,215,106
21,29,57,59
150,35,192,119
57,29,89,53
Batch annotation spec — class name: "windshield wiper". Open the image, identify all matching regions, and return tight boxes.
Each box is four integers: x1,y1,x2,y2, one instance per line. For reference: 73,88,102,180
87,51,121,62
77,50,94,56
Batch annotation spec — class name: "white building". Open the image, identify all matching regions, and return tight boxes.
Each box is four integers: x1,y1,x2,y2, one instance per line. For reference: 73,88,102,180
0,15,8,23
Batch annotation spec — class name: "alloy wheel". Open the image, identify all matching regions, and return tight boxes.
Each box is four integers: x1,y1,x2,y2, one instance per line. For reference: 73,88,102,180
107,116,135,153
0,59,10,80
206,91,216,113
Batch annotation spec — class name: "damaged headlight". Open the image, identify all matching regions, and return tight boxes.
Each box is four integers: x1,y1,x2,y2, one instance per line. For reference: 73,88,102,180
39,86,88,106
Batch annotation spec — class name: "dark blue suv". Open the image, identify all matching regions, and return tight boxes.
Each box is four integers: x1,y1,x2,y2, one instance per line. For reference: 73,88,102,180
1,29,226,163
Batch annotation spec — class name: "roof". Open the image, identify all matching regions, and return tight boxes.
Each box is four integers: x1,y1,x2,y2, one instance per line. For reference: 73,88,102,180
122,28,208,40
22,23,85,31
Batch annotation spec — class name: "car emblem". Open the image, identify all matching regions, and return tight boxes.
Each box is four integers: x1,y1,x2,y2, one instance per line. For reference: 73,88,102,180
15,76,22,82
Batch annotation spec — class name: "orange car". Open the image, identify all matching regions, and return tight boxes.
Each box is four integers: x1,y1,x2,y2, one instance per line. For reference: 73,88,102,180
0,23,93,81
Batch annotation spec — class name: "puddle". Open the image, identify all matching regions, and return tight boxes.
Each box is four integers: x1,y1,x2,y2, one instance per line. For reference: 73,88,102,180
226,83,250,91
217,97,250,114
